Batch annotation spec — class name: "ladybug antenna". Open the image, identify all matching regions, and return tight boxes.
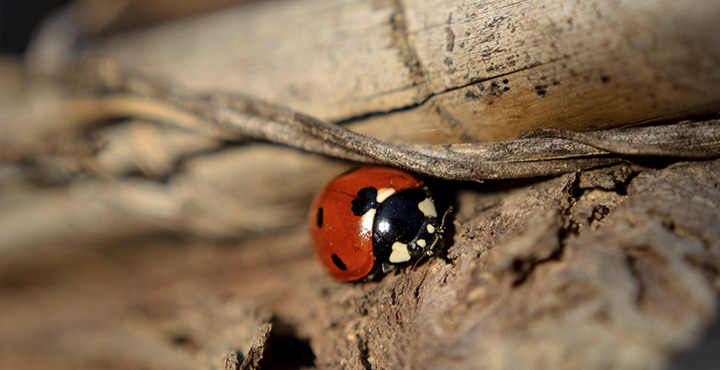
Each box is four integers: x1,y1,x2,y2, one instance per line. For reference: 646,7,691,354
438,206,453,234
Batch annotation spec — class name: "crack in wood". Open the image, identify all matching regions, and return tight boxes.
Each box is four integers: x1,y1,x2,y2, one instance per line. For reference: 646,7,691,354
358,338,372,370
386,0,431,97
624,252,647,306
342,1,568,128
334,55,569,125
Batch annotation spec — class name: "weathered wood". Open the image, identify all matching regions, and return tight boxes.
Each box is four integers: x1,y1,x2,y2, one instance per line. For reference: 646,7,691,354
3,55,716,256
1,161,718,369
33,0,720,141
2,0,719,369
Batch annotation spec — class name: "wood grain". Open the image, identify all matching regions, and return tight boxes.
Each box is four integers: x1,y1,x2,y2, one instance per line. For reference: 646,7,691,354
46,0,720,141
2,0,719,368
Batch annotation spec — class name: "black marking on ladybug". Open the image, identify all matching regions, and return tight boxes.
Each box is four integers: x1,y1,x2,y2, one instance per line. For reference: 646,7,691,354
331,254,348,271
316,207,324,228
372,186,440,262
351,187,379,216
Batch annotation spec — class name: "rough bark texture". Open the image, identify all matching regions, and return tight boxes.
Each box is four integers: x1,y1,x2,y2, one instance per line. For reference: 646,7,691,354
2,161,719,369
2,0,720,369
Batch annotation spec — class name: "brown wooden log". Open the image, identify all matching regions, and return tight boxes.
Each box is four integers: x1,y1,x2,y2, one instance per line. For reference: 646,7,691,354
2,0,719,369
31,0,720,142
2,161,718,369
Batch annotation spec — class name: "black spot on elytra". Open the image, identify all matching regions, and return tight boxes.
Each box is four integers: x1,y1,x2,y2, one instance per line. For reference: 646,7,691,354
316,207,323,228
351,187,378,216
600,74,611,83
535,85,547,96
502,78,509,84
331,254,348,271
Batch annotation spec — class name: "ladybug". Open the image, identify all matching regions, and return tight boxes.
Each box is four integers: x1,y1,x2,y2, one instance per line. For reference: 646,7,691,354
309,166,446,281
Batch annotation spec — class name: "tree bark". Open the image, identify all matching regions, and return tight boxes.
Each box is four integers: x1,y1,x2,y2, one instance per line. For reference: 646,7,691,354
1,0,719,369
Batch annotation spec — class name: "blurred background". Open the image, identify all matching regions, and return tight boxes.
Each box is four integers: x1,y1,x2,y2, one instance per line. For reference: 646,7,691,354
1,1,71,55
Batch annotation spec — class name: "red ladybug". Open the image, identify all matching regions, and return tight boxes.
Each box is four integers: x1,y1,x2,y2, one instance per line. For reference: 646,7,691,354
309,166,445,281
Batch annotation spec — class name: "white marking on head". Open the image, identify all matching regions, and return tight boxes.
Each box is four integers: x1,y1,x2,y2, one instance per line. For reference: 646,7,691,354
389,242,412,263
427,224,436,234
418,198,437,217
360,209,376,238
376,188,396,203
416,239,427,248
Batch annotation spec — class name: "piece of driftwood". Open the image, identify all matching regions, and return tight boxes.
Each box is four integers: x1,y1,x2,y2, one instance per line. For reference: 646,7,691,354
29,0,720,142
1,0,720,369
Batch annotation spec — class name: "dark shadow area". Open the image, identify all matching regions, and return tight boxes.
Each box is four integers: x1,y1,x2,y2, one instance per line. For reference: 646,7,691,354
1,0,71,54
667,314,720,370
258,317,316,370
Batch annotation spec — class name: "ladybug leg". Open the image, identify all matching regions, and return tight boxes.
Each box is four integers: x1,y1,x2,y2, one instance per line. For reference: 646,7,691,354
382,262,395,274
407,239,425,257
408,216,440,257
425,234,444,256
425,206,452,256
